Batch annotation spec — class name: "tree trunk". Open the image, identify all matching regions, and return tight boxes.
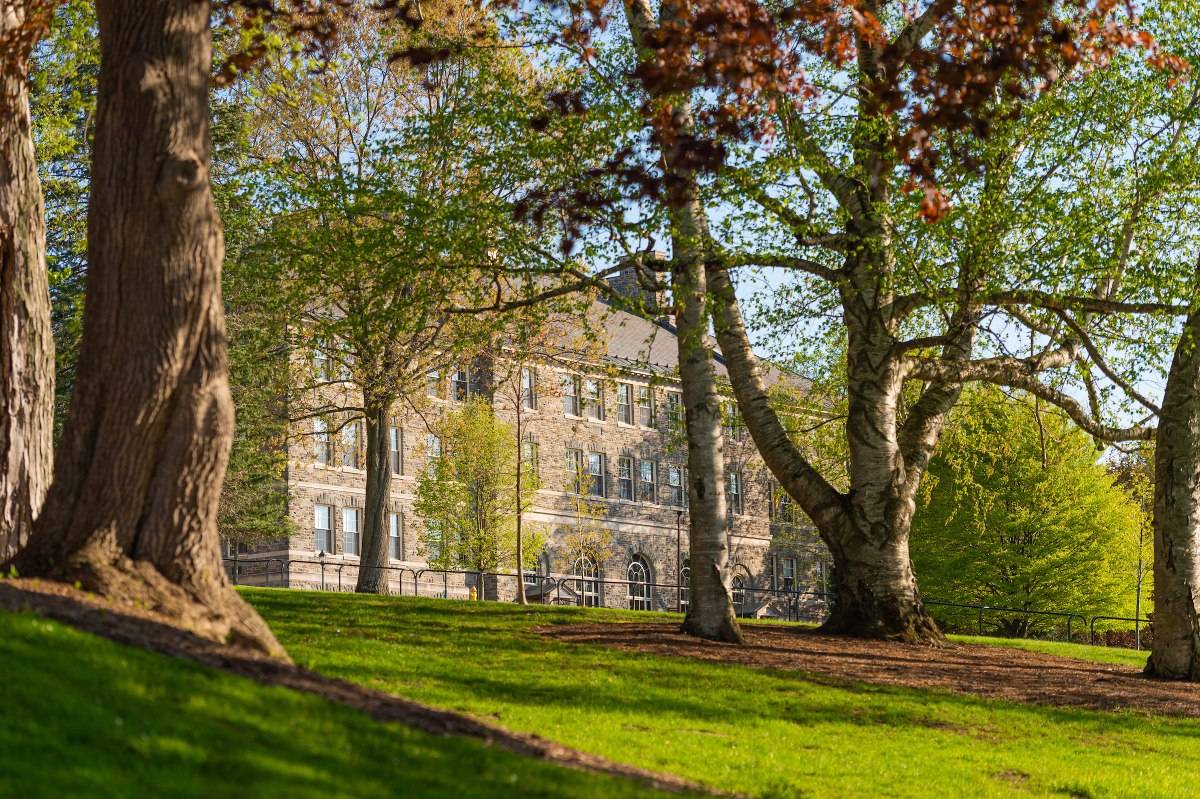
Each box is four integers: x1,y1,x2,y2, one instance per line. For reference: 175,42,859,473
674,256,742,643
1146,311,1200,679
622,0,742,643
821,528,943,641
0,5,55,563
706,263,944,644
9,0,284,659
356,399,392,594
514,406,527,605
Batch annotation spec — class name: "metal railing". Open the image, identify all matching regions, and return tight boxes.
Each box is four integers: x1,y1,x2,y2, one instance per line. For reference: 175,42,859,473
222,556,1153,650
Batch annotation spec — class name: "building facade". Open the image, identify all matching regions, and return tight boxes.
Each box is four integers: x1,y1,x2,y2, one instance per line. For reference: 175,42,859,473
239,272,833,617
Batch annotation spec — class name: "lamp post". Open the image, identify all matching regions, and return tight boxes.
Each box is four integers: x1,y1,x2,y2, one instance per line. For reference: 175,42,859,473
676,509,683,614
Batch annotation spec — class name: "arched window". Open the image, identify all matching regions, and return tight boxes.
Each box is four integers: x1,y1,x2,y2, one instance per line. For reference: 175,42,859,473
731,576,746,609
679,559,691,613
628,557,652,611
572,556,599,607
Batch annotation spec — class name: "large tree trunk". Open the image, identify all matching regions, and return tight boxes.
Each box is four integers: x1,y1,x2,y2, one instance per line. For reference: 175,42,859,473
9,0,284,658
0,5,55,562
355,398,392,594
623,0,742,643
707,263,944,643
1146,311,1200,679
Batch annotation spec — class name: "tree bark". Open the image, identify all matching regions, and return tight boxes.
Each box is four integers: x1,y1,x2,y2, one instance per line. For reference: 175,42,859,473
0,4,54,563
9,0,284,659
356,398,392,594
707,263,944,643
622,0,742,643
674,256,742,643
1147,310,1200,679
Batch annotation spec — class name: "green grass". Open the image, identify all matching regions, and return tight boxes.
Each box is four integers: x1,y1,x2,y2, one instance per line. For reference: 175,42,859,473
950,634,1151,668
0,610,693,799
247,588,1200,799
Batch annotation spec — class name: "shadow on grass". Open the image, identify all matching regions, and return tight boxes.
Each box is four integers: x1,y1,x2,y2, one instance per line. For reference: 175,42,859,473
0,583,717,797
247,590,1200,748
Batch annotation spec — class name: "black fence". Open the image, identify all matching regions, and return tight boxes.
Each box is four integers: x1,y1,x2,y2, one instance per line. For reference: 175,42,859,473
223,556,1152,650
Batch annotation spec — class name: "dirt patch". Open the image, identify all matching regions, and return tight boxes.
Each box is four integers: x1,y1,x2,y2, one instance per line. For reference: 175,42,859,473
0,580,722,796
539,621,1200,717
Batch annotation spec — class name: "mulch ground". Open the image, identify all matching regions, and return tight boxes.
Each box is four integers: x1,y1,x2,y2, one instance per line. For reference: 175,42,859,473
540,621,1200,718
0,580,720,797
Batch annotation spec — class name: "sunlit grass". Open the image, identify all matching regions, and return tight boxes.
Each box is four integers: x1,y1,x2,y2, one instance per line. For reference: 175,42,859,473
0,610,690,799
247,588,1198,799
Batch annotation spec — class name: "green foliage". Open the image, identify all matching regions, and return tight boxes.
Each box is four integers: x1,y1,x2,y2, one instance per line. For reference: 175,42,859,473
28,0,99,434
249,589,1200,799
0,611,669,798
413,399,543,572
911,388,1145,632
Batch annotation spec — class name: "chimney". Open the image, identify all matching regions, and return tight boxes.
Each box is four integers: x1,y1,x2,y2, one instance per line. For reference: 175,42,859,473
608,255,670,323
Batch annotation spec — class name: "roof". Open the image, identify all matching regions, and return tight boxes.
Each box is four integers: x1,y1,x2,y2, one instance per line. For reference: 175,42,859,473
596,301,809,392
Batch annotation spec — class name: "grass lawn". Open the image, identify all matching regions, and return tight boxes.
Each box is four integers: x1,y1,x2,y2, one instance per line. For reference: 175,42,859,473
247,588,1199,799
0,610,693,799
951,634,1151,669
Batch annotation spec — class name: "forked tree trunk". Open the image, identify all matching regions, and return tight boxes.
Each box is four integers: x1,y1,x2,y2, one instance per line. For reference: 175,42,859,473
356,398,393,594
707,263,944,644
1147,311,1200,680
0,5,54,562
10,0,284,658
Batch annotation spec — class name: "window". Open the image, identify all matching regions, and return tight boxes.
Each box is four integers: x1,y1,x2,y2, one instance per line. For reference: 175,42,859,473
451,367,470,402
425,433,442,462
723,401,746,441
779,492,800,526
572,556,599,607
617,456,635,500
342,421,361,469
780,557,796,590
426,369,441,398
426,531,443,563
313,418,332,465
666,392,683,429
679,560,690,612
587,452,606,497
522,438,539,479
617,383,633,424
562,375,581,416
727,470,743,515
389,512,403,560
337,342,353,382
732,575,746,608
638,459,657,503
389,427,402,476
668,465,686,507
769,479,800,524
521,367,537,409
637,385,655,426
816,560,832,596
564,448,585,494
584,379,605,421
342,507,360,556
313,342,330,382
314,505,333,553
627,557,652,611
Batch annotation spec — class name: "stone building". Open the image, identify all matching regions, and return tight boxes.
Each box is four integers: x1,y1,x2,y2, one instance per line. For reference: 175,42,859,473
237,270,833,617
